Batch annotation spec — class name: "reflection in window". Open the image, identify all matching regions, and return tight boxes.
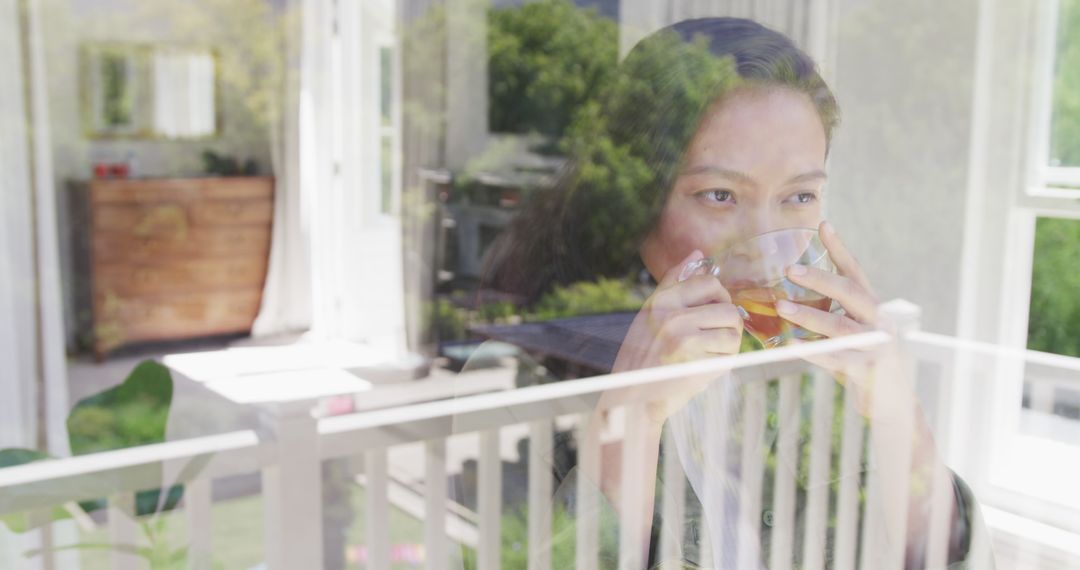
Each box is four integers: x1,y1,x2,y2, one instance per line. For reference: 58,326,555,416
1051,0,1080,166
153,50,216,139
1025,217,1080,421
1028,217,1080,358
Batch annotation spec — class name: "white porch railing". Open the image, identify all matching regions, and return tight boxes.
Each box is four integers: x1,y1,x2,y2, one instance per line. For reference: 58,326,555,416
1,302,1078,569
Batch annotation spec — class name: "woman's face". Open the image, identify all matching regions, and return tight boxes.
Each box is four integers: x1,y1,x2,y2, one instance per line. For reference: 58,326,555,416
640,86,829,280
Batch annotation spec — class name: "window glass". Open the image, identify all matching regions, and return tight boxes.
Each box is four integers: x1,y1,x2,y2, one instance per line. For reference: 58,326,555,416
1050,0,1080,168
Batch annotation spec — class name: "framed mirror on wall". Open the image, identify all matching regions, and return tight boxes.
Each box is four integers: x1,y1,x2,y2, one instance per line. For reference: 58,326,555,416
80,42,219,140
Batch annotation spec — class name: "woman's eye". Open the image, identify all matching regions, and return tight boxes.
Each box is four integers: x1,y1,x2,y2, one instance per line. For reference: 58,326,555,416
791,192,817,204
701,189,734,203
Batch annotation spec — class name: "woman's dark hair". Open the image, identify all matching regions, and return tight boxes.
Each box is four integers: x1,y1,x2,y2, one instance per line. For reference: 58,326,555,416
484,17,840,303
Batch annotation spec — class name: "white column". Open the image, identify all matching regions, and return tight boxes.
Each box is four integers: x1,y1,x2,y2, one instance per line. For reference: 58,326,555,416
25,0,69,459
445,0,489,170
0,0,40,456
260,401,324,569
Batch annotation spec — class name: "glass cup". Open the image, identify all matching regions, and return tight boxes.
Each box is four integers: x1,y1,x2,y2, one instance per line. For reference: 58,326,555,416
679,228,839,349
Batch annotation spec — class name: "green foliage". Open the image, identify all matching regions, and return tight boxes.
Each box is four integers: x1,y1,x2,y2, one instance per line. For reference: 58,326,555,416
461,503,618,570
551,33,740,282
488,0,618,139
1,360,182,536
25,518,223,570
478,300,517,322
529,278,643,321
428,298,469,342
68,360,173,455
1051,0,1080,166
1028,217,1080,357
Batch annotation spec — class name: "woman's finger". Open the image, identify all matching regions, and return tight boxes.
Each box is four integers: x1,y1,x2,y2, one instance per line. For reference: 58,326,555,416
655,274,733,309
775,299,867,339
677,302,744,332
666,327,743,360
820,221,873,292
658,249,704,290
785,264,878,322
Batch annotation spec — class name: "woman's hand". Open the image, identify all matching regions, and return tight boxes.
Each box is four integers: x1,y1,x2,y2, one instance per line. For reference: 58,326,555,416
610,249,744,424
614,249,745,371
773,221,882,384
776,220,879,339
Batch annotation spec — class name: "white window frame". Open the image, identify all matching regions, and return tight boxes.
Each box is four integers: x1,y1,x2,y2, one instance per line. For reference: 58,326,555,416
977,0,1080,535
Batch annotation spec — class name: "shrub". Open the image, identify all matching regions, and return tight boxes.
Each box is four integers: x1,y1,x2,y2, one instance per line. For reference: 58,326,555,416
529,278,643,321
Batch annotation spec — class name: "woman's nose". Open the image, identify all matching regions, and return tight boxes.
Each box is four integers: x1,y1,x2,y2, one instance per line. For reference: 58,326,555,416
739,206,782,238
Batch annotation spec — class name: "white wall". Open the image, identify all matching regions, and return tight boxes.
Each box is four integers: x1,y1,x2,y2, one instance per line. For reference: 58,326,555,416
814,0,981,335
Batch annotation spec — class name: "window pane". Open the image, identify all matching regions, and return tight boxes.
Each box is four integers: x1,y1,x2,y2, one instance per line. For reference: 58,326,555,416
381,134,393,214
1024,217,1080,424
1028,217,1080,357
1050,0,1080,167
380,46,393,127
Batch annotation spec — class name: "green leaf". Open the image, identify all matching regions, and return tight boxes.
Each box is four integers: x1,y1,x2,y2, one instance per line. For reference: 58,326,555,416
67,360,173,456
66,360,180,517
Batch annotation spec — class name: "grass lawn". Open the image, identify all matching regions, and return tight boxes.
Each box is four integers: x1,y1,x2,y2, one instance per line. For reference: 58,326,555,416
69,482,430,569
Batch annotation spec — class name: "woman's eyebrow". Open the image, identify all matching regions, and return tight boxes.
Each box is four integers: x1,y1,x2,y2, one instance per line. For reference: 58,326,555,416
680,165,757,185
679,166,828,186
786,169,828,184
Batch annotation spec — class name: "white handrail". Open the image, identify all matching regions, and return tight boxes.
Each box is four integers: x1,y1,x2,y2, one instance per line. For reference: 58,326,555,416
0,430,262,515
908,331,1080,375
331,331,891,431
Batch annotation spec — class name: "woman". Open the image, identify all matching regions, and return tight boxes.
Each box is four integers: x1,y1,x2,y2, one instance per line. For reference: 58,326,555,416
478,17,987,569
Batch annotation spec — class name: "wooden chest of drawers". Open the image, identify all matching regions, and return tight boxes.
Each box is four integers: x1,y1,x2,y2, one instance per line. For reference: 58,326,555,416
88,177,274,359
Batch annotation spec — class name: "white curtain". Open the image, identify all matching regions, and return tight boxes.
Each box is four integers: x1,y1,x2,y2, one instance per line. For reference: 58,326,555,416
254,0,409,362
0,0,76,566
0,0,69,458
252,0,314,338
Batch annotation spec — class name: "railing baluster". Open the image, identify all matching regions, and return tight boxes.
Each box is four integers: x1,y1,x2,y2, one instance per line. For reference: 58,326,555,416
660,428,686,567
185,478,213,570
834,385,865,570
927,349,957,570
575,414,600,570
770,375,800,570
425,439,448,570
527,419,553,570
618,404,649,570
967,511,993,569
703,376,732,568
737,380,767,570
802,371,835,570
477,430,502,570
108,492,141,570
37,512,56,570
365,448,391,570
924,458,954,570
699,513,714,570
260,402,322,570
862,302,919,570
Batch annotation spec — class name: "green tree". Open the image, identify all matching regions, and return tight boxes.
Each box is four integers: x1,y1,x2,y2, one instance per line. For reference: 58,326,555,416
1051,0,1080,166
1029,0,1080,358
488,0,618,139
1028,217,1080,357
